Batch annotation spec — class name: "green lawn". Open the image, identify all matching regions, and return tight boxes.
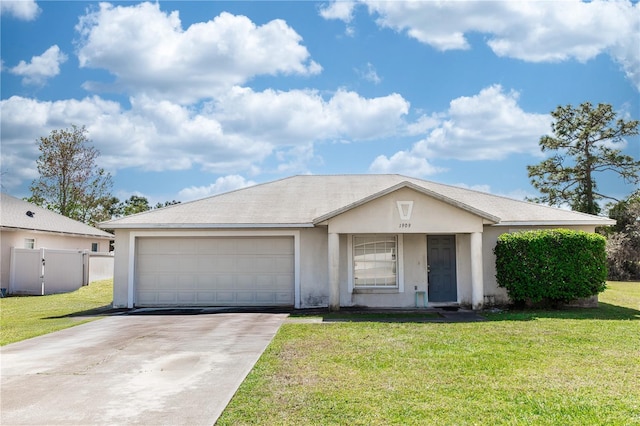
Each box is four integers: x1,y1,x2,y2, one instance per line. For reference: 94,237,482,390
218,282,640,426
0,279,113,346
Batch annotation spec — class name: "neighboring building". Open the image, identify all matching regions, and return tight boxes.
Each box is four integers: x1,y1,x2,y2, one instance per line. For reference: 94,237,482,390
0,193,113,289
101,175,614,310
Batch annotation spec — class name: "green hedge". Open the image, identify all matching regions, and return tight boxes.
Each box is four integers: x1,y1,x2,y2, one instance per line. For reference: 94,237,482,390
494,229,607,305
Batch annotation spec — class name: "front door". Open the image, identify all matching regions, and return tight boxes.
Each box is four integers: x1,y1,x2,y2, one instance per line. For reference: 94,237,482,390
427,235,457,303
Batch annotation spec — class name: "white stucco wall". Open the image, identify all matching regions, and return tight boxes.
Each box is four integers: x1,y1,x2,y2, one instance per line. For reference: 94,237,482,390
299,227,329,307
456,234,473,305
112,229,132,308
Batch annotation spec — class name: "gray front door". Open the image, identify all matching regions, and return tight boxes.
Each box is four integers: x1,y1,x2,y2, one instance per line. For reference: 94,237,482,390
427,235,457,303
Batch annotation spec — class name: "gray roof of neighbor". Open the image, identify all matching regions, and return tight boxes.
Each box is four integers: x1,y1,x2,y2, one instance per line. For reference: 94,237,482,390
1,193,113,238
100,175,616,229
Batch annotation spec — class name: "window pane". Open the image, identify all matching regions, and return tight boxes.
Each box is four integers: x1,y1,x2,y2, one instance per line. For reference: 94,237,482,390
353,235,397,287
24,238,35,249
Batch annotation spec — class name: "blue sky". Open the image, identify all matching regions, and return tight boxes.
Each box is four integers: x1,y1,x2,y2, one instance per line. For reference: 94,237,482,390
1,1,638,208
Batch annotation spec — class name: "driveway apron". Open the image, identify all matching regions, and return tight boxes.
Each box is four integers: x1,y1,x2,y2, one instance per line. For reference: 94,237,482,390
1,313,287,425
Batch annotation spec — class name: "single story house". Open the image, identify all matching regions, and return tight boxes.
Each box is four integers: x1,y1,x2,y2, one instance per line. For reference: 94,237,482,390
0,193,113,290
101,175,614,310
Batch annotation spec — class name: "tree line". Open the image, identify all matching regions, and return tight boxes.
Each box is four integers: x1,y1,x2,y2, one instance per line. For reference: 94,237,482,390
25,103,640,279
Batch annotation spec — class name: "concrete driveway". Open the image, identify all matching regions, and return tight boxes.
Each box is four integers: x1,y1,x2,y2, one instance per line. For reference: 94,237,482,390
1,312,288,425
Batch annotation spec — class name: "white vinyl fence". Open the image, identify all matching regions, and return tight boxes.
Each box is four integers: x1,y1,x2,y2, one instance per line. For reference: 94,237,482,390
88,253,115,283
8,248,113,295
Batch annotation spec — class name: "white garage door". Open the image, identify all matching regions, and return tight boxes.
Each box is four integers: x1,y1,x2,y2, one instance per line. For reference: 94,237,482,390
135,237,294,307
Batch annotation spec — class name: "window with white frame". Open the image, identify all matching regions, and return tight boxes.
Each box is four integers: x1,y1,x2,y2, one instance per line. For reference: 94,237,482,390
353,235,397,287
24,238,35,249
91,242,99,252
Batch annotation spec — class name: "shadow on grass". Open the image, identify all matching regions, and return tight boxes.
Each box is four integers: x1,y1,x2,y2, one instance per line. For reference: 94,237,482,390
485,302,640,322
44,304,119,319
288,309,488,323
44,303,639,322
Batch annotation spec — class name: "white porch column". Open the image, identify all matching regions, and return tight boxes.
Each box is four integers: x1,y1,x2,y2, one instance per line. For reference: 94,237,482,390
470,232,484,310
328,232,340,311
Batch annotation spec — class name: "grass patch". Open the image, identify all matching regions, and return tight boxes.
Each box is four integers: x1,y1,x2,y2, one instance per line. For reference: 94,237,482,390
0,279,113,346
218,282,640,425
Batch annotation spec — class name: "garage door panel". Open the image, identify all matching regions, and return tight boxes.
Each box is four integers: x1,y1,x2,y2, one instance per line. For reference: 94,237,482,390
275,292,294,304
177,292,196,303
236,276,254,288
271,238,295,254
215,291,235,303
235,292,255,303
277,274,293,286
256,275,274,286
136,237,294,307
196,277,215,289
179,257,198,271
196,292,216,303
256,292,276,303
157,292,177,304
200,257,227,272
179,275,197,288
215,275,234,290
274,257,294,271
137,275,175,292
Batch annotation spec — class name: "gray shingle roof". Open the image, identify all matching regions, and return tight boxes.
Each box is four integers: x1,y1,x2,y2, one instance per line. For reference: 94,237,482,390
100,175,615,229
1,193,113,238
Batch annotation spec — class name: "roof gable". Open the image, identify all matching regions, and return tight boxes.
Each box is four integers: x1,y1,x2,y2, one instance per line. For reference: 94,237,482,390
313,181,501,224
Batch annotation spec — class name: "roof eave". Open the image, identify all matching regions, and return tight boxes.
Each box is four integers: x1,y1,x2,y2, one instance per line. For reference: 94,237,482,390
493,219,616,227
100,222,315,230
0,226,113,239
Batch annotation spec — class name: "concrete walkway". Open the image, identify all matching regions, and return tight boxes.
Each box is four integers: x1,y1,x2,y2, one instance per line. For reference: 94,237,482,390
1,313,287,425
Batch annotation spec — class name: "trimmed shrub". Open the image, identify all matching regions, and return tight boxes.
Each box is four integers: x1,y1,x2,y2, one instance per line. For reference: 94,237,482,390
494,229,607,305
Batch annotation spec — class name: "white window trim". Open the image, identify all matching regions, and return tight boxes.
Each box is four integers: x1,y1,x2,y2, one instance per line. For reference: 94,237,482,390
348,234,404,293
24,238,35,249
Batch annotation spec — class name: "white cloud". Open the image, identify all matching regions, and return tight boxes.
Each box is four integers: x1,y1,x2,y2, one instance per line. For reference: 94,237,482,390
0,87,410,190
0,0,40,21
319,1,356,22
9,45,67,85
369,150,446,177
357,62,382,84
0,95,268,181
212,86,409,143
355,0,640,90
75,3,322,103
414,85,551,161
319,1,358,36
406,113,440,136
370,85,551,176
178,175,257,201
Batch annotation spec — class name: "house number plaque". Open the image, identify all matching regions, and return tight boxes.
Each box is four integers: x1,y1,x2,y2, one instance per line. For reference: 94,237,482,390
397,201,414,229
